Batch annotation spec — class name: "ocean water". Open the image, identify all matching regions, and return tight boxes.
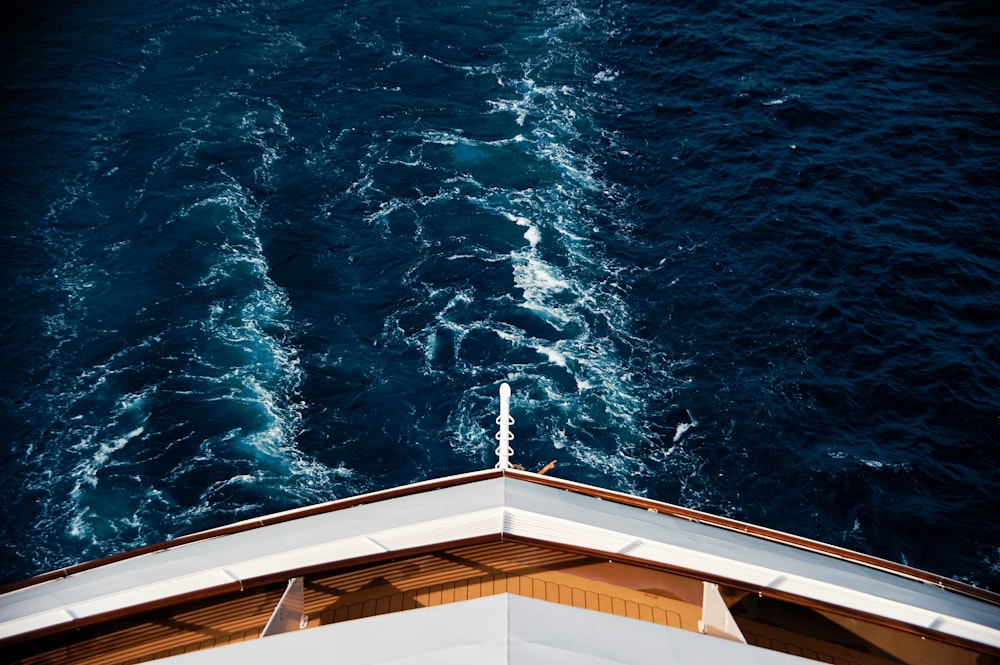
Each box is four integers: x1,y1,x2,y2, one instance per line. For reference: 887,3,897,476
1,0,998,592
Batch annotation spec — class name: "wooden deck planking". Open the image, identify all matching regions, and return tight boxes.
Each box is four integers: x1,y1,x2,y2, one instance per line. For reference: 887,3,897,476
13,587,282,665
314,567,697,636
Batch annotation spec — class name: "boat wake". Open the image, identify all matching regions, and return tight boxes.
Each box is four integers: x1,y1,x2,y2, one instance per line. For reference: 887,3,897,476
324,1,674,490
17,92,338,572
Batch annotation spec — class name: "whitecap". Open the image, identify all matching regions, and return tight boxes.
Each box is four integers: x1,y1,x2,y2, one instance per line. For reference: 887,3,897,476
523,226,541,248
593,69,618,83
672,410,698,442
533,345,568,367
673,422,692,442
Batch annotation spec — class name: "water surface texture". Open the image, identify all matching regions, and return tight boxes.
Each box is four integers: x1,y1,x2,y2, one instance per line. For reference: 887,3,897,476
1,0,998,591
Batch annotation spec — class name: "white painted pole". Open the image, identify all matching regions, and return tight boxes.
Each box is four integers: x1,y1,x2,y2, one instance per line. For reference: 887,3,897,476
495,382,514,469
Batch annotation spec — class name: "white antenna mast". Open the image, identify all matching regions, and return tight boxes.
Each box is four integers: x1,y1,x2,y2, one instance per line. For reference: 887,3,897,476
494,382,514,469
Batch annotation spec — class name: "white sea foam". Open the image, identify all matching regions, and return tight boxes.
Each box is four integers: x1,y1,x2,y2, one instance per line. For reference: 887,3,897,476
513,256,571,299
672,410,698,442
503,212,541,249
523,226,541,247
593,69,619,83
533,344,568,367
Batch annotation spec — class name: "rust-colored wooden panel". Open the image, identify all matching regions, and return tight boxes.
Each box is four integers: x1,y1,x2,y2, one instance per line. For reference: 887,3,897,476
375,595,391,615
638,604,653,622
347,602,363,620
441,582,455,604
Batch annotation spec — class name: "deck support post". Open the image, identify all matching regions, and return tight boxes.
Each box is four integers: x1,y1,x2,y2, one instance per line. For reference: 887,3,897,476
261,577,307,637
699,582,747,644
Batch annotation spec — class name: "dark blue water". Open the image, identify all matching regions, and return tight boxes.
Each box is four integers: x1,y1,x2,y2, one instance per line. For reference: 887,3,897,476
1,0,998,592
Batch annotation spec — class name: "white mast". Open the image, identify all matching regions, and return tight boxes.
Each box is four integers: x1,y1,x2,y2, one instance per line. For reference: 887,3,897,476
494,382,514,469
